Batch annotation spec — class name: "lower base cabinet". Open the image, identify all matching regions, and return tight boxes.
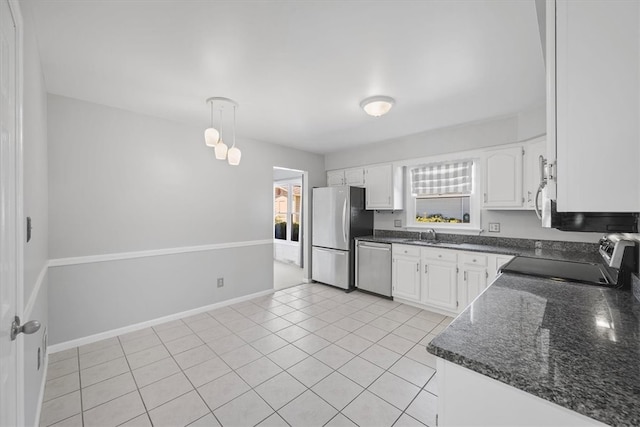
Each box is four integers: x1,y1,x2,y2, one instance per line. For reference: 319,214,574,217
391,244,513,316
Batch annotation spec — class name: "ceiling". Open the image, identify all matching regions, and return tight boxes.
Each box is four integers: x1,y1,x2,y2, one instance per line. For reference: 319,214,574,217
24,0,545,154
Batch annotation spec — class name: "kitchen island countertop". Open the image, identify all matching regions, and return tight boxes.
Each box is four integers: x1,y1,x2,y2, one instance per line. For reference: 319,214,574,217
427,272,640,426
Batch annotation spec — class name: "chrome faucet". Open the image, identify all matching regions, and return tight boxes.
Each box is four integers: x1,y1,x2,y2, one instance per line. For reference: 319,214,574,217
422,228,437,241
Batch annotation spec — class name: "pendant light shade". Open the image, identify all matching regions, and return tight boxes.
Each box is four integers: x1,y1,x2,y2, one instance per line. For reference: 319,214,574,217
227,146,241,165
215,140,228,159
204,128,219,147
204,97,241,165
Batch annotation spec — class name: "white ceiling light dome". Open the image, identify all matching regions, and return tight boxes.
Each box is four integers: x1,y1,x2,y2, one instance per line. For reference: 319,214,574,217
360,95,395,117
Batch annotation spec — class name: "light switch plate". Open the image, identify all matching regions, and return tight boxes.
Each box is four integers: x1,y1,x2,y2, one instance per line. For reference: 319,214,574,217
488,223,500,232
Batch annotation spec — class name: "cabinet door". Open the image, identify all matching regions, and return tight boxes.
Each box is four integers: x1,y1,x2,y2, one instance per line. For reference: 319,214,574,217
483,146,523,208
523,140,546,209
423,261,458,311
327,170,344,187
392,255,421,302
554,0,639,212
345,168,365,187
364,164,393,209
458,266,487,311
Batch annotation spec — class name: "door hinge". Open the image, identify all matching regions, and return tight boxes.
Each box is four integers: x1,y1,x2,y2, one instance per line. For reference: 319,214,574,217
522,148,525,155
456,301,459,308
436,414,439,426
486,271,489,279
456,267,459,273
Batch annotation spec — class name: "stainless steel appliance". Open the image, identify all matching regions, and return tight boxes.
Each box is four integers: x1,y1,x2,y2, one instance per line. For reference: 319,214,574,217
312,186,373,290
500,234,638,288
356,241,392,297
535,156,638,232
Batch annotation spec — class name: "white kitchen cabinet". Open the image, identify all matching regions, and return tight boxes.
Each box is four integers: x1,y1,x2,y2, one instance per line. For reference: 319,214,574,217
489,254,514,281
523,138,546,210
326,168,365,187
482,146,524,209
392,245,421,302
422,249,458,312
344,168,365,187
364,163,403,210
457,253,488,310
327,170,345,186
548,0,640,212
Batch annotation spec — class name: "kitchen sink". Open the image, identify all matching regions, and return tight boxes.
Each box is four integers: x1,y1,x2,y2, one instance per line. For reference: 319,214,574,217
403,239,460,246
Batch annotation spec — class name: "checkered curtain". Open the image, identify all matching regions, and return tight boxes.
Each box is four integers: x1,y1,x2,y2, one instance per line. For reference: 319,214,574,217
411,162,473,196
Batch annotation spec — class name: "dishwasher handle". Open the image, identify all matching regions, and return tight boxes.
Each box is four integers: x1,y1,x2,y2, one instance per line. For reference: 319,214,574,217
357,242,391,251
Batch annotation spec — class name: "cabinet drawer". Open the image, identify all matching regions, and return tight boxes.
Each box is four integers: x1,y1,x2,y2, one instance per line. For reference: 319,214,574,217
393,244,421,257
422,248,457,263
461,253,487,267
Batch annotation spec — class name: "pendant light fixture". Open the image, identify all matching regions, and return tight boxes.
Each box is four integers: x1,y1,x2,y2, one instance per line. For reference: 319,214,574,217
204,99,219,147
204,97,241,166
227,105,241,166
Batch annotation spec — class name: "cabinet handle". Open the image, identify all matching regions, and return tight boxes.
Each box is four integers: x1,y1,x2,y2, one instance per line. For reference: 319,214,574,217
464,271,467,281
416,263,419,272
425,265,428,274
483,193,487,203
438,254,442,258
527,191,532,203
472,258,476,262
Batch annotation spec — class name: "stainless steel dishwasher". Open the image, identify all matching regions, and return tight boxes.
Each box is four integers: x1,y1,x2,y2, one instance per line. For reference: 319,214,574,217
356,240,392,297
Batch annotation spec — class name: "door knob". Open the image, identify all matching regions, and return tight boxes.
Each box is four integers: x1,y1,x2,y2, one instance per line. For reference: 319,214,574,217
10,316,41,341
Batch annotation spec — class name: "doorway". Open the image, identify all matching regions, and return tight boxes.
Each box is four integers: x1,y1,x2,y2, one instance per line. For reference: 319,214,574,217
273,167,306,290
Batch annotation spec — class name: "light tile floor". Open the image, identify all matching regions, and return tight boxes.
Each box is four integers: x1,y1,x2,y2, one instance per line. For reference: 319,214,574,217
41,283,451,427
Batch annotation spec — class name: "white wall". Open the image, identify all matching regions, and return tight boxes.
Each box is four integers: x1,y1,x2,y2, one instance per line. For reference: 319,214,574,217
47,95,325,344
326,106,600,243
21,5,49,426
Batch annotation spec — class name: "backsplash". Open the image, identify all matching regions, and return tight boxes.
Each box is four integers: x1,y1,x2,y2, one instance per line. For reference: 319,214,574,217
373,229,599,253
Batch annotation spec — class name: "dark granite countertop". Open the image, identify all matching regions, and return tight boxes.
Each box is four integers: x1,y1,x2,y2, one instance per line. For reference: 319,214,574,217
427,273,640,426
356,235,601,264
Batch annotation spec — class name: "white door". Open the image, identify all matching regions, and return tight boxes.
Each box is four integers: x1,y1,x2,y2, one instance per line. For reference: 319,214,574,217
1,0,19,424
423,261,458,311
392,255,421,301
483,146,524,208
364,164,392,209
459,266,488,311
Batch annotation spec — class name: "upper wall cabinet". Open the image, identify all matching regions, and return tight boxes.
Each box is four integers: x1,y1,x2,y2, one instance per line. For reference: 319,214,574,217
548,0,640,212
482,146,523,208
327,168,365,187
364,164,403,210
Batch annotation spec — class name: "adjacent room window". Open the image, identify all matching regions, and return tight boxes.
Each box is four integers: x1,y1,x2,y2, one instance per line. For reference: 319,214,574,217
274,182,301,241
407,160,479,230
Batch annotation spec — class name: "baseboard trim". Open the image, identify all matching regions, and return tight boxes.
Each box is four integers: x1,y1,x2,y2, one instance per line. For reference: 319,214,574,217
48,289,275,353
24,263,47,319
48,239,273,267
33,353,47,427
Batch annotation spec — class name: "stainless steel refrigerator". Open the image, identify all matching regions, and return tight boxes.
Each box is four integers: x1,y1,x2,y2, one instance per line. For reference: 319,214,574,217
312,186,373,290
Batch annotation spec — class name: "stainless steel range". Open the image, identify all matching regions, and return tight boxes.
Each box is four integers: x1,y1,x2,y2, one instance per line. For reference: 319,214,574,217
500,234,638,288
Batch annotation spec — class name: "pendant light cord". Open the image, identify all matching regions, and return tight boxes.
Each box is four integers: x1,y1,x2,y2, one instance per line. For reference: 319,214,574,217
232,106,237,148
218,107,223,142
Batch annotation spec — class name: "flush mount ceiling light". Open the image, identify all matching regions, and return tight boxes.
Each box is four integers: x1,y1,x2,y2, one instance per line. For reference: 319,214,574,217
204,97,241,166
360,95,395,117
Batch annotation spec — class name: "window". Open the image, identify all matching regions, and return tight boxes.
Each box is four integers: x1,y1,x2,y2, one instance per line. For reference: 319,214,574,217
274,182,301,241
407,160,480,230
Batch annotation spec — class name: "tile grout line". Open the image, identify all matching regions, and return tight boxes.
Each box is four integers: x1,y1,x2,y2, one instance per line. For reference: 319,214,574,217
43,284,446,427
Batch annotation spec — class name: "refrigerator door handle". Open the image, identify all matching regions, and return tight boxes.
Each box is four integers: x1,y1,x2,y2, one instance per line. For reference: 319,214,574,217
342,197,348,244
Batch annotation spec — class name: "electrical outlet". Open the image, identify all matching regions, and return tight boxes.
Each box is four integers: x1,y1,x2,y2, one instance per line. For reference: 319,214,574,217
217,277,224,288
488,223,500,232
394,219,402,228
